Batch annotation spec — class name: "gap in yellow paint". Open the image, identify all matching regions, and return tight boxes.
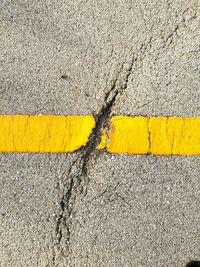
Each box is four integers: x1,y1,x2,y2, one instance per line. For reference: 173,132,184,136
97,128,107,149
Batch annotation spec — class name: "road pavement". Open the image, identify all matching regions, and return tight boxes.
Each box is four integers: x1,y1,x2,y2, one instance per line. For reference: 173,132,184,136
0,0,200,266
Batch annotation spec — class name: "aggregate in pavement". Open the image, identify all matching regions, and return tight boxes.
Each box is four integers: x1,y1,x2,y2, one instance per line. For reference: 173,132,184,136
0,0,200,266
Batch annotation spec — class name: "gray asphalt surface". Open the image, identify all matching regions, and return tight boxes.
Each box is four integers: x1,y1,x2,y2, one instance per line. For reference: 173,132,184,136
0,0,200,266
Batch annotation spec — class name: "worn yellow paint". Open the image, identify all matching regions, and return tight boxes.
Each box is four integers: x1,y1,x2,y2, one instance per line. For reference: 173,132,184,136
107,116,149,154
148,117,174,154
0,115,95,152
148,117,200,154
0,115,199,154
97,128,107,149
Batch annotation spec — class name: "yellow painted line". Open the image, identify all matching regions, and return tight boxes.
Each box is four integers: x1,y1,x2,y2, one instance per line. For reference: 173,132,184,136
106,116,149,154
105,116,200,155
148,117,200,155
0,115,95,152
0,115,200,154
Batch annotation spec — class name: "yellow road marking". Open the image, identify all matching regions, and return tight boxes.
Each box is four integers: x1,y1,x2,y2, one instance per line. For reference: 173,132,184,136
0,115,95,152
148,117,200,155
0,115,200,154
106,116,149,154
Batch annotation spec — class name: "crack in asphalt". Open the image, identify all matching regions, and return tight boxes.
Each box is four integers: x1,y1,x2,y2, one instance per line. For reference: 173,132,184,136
53,58,136,263
53,37,159,264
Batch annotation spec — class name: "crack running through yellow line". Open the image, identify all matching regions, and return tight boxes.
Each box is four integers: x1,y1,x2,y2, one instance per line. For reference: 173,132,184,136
0,115,200,154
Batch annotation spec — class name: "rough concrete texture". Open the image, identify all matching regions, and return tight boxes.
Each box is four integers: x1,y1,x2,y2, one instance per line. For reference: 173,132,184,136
0,0,200,266
69,155,200,267
0,154,76,266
